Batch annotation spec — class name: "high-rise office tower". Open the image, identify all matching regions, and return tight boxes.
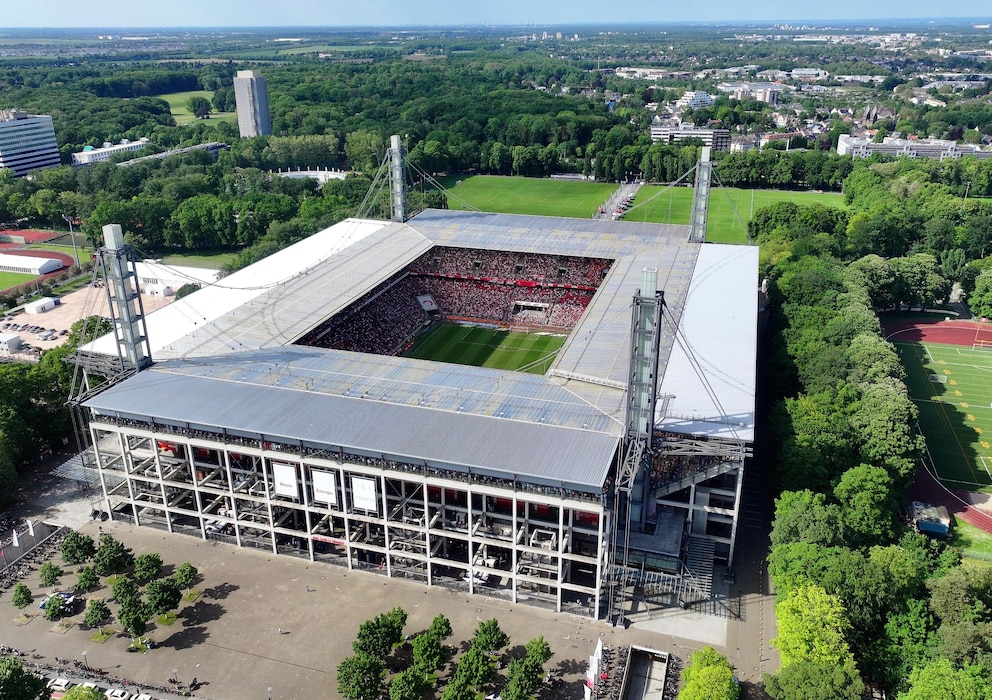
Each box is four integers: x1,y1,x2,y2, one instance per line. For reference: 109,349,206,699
233,70,272,138
0,109,61,177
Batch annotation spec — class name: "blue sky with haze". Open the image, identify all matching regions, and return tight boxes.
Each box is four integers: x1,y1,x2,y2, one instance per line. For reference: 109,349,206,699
2,1,989,27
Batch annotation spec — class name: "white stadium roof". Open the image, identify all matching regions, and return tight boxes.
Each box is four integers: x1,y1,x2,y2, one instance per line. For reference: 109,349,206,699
84,209,758,487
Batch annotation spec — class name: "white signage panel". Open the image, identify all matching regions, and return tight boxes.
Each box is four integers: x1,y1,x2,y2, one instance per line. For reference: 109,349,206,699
272,462,299,499
351,476,378,512
312,470,337,506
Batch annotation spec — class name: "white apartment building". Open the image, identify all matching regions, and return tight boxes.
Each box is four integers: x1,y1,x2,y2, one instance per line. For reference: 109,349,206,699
233,70,272,138
72,138,150,166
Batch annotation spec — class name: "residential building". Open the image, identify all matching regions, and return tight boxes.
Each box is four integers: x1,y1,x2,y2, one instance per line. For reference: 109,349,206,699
649,126,731,151
674,91,715,111
0,109,61,177
233,70,272,138
838,134,992,160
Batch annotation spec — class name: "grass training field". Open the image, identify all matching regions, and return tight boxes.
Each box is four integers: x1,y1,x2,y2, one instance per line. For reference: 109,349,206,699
896,341,992,493
623,186,847,244
444,176,617,219
0,270,36,292
403,324,566,374
158,90,236,126
441,177,845,245
162,250,238,269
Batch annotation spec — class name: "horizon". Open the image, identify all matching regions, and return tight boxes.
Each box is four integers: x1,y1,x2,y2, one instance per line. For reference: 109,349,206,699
1,0,990,31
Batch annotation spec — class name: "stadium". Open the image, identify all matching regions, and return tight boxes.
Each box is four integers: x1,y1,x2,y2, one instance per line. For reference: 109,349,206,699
75,155,757,621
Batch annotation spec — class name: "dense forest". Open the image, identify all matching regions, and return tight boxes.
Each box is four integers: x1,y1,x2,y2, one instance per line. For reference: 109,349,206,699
755,156,992,698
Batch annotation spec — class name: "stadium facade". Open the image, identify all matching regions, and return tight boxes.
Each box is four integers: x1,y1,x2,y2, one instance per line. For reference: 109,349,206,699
79,207,757,620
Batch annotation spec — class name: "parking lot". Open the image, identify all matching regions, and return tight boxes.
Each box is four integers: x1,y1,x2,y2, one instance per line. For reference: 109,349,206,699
1,284,173,359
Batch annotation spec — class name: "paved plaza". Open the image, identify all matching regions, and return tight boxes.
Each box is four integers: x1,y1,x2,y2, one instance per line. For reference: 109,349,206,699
1,463,778,699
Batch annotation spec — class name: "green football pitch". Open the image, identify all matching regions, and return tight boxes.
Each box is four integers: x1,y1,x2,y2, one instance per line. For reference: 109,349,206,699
441,176,845,245
443,176,619,219
622,186,847,244
403,324,566,374
0,270,36,292
895,341,992,493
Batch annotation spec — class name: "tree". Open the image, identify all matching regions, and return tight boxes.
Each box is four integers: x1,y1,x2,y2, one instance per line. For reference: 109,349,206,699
43,594,70,621
111,575,140,606
146,578,182,616
344,130,385,173
503,636,554,700
93,533,133,576
174,283,200,299
770,490,843,548
765,660,864,700
772,584,853,667
389,668,426,700
186,96,212,119
353,607,407,660
133,552,163,582
84,599,111,630
412,631,445,674
60,531,96,565
337,653,384,700
11,583,32,609
679,647,739,700
76,566,99,592
456,646,495,689
898,658,992,700
834,465,897,548
117,597,149,640
39,561,63,588
172,562,198,592
63,687,105,700
429,613,452,640
0,657,50,700
472,618,509,656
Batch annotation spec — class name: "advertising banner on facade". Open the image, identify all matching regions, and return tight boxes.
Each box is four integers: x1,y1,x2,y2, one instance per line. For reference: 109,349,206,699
272,462,299,499
351,475,378,512
311,469,337,506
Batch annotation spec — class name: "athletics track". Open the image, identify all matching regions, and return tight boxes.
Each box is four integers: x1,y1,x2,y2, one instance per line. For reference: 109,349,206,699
884,318,992,534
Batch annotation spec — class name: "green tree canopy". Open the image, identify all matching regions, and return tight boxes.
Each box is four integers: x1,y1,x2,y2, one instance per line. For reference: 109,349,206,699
11,583,32,609
337,653,384,700
133,552,163,582
84,599,111,629
0,657,50,700
765,660,865,700
772,584,854,668
93,533,134,576
146,578,182,616
60,531,96,565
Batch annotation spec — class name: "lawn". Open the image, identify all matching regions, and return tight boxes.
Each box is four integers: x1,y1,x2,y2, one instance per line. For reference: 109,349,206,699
623,186,847,244
0,270,36,292
951,518,992,563
158,90,236,127
444,176,618,219
161,251,237,269
403,324,566,374
441,177,846,244
895,341,992,493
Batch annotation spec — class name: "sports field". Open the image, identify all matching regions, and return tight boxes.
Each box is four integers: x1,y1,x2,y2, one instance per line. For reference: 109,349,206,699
0,270,36,292
622,186,847,244
403,324,565,374
445,176,618,219
895,340,992,493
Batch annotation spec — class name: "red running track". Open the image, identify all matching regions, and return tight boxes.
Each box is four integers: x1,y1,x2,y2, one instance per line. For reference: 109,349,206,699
884,318,992,535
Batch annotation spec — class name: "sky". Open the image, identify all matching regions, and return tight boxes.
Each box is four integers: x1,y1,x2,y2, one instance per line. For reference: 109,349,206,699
1,0,989,28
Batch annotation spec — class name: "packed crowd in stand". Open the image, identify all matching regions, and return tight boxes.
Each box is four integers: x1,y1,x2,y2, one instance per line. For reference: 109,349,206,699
648,453,740,490
299,247,609,355
409,246,613,287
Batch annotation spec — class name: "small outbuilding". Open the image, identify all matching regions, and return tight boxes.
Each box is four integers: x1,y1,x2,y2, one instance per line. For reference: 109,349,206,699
24,296,58,314
0,332,22,355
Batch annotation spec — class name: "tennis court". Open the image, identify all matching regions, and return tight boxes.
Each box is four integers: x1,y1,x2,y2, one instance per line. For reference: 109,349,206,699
403,324,565,374
894,339,992,493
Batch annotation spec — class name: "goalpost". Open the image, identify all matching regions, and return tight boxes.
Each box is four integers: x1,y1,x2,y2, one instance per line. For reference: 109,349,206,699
973,339,992,351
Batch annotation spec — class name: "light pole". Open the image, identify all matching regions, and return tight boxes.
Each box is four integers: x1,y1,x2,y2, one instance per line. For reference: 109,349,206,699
81,650,87,669
173,668,179,685
61,213,80,270
267,687,273,700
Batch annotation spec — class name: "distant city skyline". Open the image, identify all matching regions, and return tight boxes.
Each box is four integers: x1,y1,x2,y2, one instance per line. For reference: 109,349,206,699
2,0,990,28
